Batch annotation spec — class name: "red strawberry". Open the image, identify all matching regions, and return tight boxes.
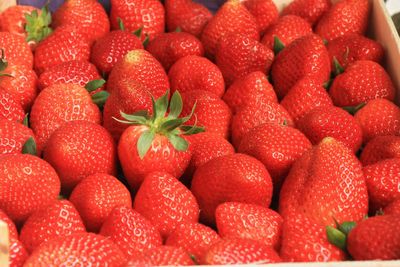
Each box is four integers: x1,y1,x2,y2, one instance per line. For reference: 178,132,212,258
165,222,220,262
215,202,283,250
238,123,311,189
261,15,312,50
0,119,37,155
0,154,60,224
0,32,33,68
110,0,165,41
280,77,333,124
384,199,400,216
191,153,273,225
165,0,212,37
69,173,132,232
347,215,400,260
0,209,18,240
0,88,25,122
10,239,28,267
168,55,225,97
0,5,39,39
316,0,370,41
24,233,127,266
201,0,259,57
280,212,346,262
126,245,194,266
281,0,331,25
216,33,274,86
203,237,281,265
279,137,368,226
100,205,162,258
271,34,331,99
19,200,86,253
243,0,279,35
354,99,400,143
360,136,400,166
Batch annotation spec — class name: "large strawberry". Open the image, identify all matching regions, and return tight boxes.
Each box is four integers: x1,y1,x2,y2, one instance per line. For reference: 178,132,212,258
360,136,400,166
0,119,37,155
281,0,331,25
384,199,400,216
0,88,25,122
0,32,33,68
243,0,279,35
126,245,194,266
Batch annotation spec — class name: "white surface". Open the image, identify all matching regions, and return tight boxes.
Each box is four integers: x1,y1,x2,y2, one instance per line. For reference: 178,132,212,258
386,0,400,15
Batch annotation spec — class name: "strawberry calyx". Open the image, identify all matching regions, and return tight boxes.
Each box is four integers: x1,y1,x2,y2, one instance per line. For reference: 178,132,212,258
342,102,366,115
25,5,53,43
333,57,345,76
273,36,285,55
117,19,149,47
22,136,37,156
326,218,357,252
85,79,109,109
0,49,13,78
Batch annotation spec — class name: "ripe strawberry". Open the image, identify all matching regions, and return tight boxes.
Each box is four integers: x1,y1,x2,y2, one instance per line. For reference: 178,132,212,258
165,222,220,262
0,32,33,68
384,199,400,216
10,238,28,267
0,154,60,224
354,99,400,143
238,123,311,189
147,32,204,71
100,205,162,258
317,0,370,41
280,77,333,124
191,153,273,225
243,0,279,35
329,61,395,107
0,88,25,122
0,5,38,38
168,55,225,97
165,0,212,37
279,137,368,226
203,237,281,265
215,202,283,250
126,245,194,266
296,106,363,153
280,212,346,262
216,33,274,86
110,0,165,41
261,15,312,50
20,200,86,253
24,233,127,266
271,34,331,99
201,0,259,57
281,0,331,25
52,0,110,44
69,173,132,232
0,119,37,155
360,136,400,166
347,215,400,260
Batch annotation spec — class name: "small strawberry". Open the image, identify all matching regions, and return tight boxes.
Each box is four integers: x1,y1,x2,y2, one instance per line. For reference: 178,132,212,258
360,136,400,166
126,246,194,266
0,32,33,68
281,0,331,25
0,88,25,122
243,0,279,35
0,5,39,39
0,119,37,155
69,173,132,232
384,199,400,216
10,238,28,267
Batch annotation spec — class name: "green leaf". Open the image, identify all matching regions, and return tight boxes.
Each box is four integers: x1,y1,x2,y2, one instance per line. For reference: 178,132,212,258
118,17,125,31
161,118,185,132
91,91,109,109
120,111,148,124
85,79,106,92
168,91,183,119
25,5,53,43
337,221,356,235
342,102,366,115
23,113,29,127
22,137,37,156
181,125,205,135
131,110,150,119
0,73,13,78
133,26,143,37
326,226,347,251
273,36,285,55
143,35,150,47
175,27,182,32
168,134,188,151
137,130,155,159
323,79,333,90
333,57,345,76
154,90,169,119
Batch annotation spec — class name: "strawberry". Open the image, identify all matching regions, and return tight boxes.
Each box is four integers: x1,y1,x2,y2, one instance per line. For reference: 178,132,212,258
215,202,283,250
134,172,199,238
354,99,400,143
347,215,400,260
243,0,279,35
280,76,333,124
0,5,39,39
201,0,259,57
0,88,25,122
165,0,213,37
24,233,127,266
296,106,363,153
100,205,163,258
316,0,370,41
223,72,277,115
271,34,331,99
191,153,273,225
168,55,225,97
216,33,274,86
281,0,331,25
0,32,33,68
19,200,86,253
280,212,346,262
360,136,400,166
52,0,110,44
10,239,28,267
329,60,395,107
147,32,204,71
384,199,400,216
279,137,368,227
203,237,281,265
0,119,37,155
238,123,312,190
126,245,194,266
110,0,165,41
261,15,312,50
165,222,220,262
69,173,132,232
0,154,60,224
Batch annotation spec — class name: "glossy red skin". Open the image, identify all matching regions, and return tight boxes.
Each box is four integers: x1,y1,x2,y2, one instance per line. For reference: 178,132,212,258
0,88,27,122
215,202,283,250
216,33,274,86
0,119,38,155
271,34,331,99
10,239,28,267
100,205,162,258
119,125,192,190
165,0,212,37
0,32,33,68
279,137,368,227
110,0,165,41
316,0,370,41
133,172,199,238
261,15,312,50
281,0,331,25
384,199,400,216
360,136,400,166
169,55,225,98
243,0,279,35
126,246,194,266
191,153,273,225
19,200,86,253
0,5,38,39
69,173,132,232
0,154,60,225
348,215,400,260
